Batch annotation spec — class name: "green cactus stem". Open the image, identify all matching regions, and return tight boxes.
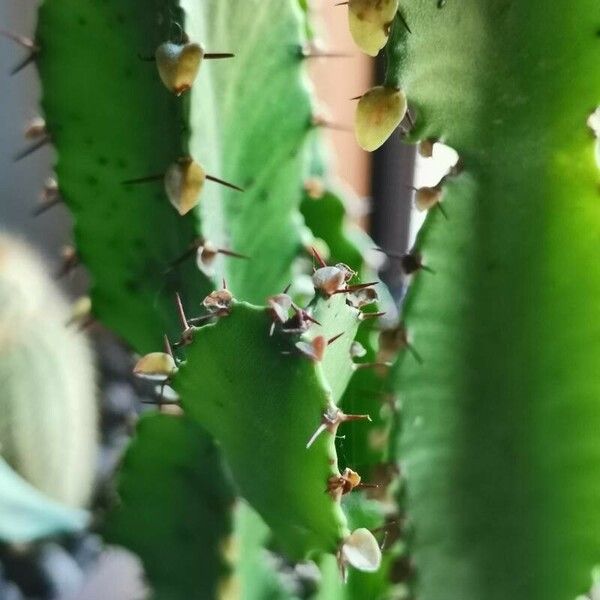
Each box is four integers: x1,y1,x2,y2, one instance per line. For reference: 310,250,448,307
105,413,234,600
383,2,600,599
174,293,364,557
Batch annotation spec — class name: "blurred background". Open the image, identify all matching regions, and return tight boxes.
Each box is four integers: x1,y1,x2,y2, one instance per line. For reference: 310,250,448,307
0,1,452,598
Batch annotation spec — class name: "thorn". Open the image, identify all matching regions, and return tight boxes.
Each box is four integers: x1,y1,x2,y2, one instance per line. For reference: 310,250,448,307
55,246,79,279
397,11,412,34
11,52,37,75
0,29,36,49
205,174,244,193
166,240,248,273
187,314,218,326
312,116,352,133
331,281,378,296
165,239,203,272
204,52,235,59
437,202,449,220
353,361,391,372
218,248,250,260
350,94,362,101
360,311,386,321
32,197,61,216
175,293,188,329
379,531,388,552
334,1,349,5
163,334,174,358
357,483,380,490
174,293,196,346
328,332,345,345
301,310,322,327
76,315,96,333
370,520,401,536
122,173,164,185
378,323,423,364
283,283,292,294
14,135,51,162
306,423,328,449
311,246,327,268
0,32,40,75
141,397,179,406
307,406,371,449
407,343,424,365
374,247,430,275
343,413,372,423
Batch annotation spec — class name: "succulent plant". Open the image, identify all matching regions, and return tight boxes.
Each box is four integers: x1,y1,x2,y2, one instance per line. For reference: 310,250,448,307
379,2,600,600
5,0,595,598
25,0,401,596
0,234,96,541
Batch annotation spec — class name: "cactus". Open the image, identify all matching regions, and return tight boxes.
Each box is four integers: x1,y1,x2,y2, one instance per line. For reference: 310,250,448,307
0,234,95,539
35,0,211,353
8,0,599,594
372,2,600,600
105,413,234,600
29,0,400,594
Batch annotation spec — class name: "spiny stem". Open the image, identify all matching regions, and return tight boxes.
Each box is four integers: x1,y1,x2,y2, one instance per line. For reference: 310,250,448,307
174,293,188,330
